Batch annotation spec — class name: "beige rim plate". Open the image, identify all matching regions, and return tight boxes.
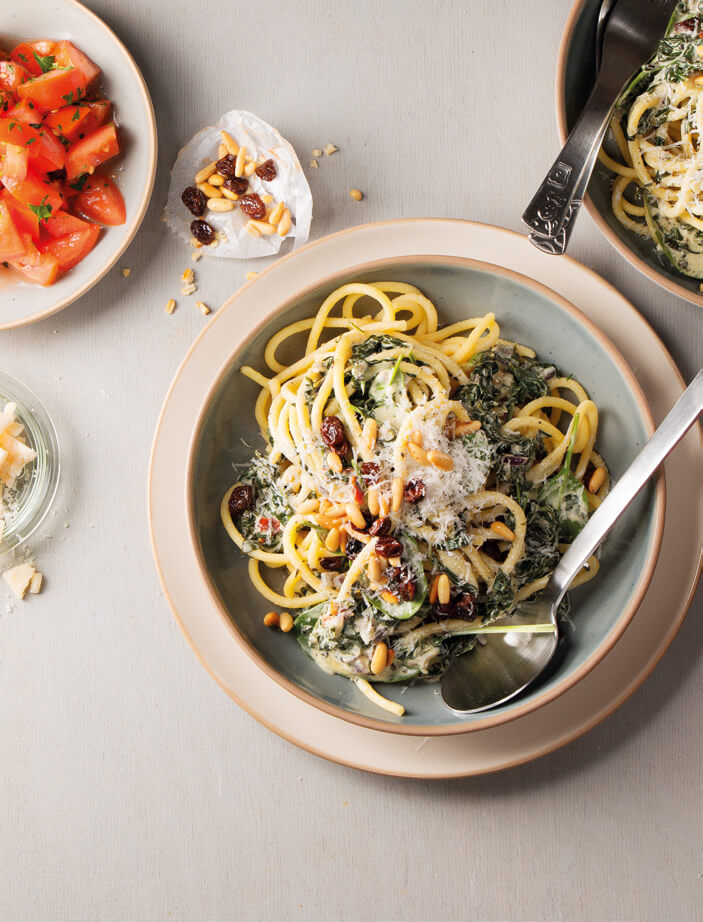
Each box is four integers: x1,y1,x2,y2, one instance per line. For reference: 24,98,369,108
148,219,702,778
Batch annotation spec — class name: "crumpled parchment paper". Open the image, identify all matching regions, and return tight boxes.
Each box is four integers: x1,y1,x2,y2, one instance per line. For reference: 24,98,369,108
164,110,313,258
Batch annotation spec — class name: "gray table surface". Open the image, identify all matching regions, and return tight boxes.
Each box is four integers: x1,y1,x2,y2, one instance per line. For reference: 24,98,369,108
2,2,701,920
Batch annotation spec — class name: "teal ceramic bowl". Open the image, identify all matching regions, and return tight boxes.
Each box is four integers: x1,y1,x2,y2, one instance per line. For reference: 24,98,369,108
557,0,703,307
188,256,664,734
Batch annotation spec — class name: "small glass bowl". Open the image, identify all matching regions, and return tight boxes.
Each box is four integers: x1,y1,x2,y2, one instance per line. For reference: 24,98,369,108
0,371,60,558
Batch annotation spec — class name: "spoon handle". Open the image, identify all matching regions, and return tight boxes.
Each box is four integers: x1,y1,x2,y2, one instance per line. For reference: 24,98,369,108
550,370,703,603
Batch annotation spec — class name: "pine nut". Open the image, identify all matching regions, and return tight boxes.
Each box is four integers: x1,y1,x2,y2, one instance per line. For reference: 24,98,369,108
490,521,516,541
247,219,276,235
218,143,227,158
325,527,341,552
221,130,239,155
262,193,273,204
350,189,363,201
410,430,423,447
371,642,388,675
208,173,224,187
588,466,606,493
269,201,285,226
195,161,217,184
437,573,451,605
263,611,279,628
362,417,378,451
278,208,292,237
367,556,383,584
207,197,234,213
327,451,343,474
380,591,398,605
694,73,703,86
389,556,401,568
246,224,261,237
243,160,257,177
221,189,239,201
279,612,294,633
408,442,428,465
378,492,390,516
198,181,220,198
367,486,380,518
346,502,367,530
235,146,247,177
196,301,211,315
297,498,319,515
339,530,347,552
429,574,441,604
427,450,453,471
164,298,176,315
454,420,481,436
391,477,404,512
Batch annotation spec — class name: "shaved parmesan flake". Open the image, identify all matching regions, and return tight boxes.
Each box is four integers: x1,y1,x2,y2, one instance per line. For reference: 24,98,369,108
3,563,35,600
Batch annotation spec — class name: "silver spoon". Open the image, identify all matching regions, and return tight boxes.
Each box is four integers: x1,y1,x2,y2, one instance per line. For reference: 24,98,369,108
522,0,677,256
441,370,703,715
596,0,618,71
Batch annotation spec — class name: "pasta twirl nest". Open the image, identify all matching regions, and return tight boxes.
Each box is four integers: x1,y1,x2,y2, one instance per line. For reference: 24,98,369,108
164,110,313,258
218,281,610,717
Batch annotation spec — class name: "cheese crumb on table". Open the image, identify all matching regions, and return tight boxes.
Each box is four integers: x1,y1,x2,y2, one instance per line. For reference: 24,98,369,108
3,562,41,601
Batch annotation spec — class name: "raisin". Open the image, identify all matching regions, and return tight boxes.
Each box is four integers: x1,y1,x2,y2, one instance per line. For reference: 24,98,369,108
182,186,207,217
433,602,454,618
190,219,216,245
375,536,403,558
345,538,363,558
368,516,391,537
216,154,238,177
455,592,476,617
359,461,381,484
481,540,506,562
403,478,426,504
223,176,249,195
320,415,346,449
320,556,347,572
228,484,254,516
395,567,417,601
255,158,277,181
239,193,266,219
333,438,350,460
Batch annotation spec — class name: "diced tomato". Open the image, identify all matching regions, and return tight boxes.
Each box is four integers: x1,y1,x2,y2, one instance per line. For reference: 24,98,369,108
42,209,89,237
1,189,40,239
0,199,27,260
10,43,46,78
2,171,64,217
0,141,29,180
43,98,110,143
7,235,59,285
17,66,87,113
0,91,14,114
0,117,65,172
65,123,118,180
6,99,42,124
54,41,100,85
256,516,281,533
75,173,125,225
0,60,29,93
38,220,99,271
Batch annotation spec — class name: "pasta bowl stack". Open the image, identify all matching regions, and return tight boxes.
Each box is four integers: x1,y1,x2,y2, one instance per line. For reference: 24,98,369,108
186,255,664,733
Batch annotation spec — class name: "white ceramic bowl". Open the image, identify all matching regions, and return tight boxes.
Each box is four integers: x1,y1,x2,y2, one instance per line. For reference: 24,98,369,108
0,0,157,330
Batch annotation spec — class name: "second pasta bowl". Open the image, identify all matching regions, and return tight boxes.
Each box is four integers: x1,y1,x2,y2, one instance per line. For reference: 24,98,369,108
186,254,663,734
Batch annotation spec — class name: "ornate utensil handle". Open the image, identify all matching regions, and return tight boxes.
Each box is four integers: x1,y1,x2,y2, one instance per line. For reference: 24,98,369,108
522,79,618,254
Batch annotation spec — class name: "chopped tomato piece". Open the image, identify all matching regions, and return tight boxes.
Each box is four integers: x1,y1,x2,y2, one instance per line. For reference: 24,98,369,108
75,173,125,225
0,199,27,260
7,235,60,285
256,516,281,533
17,66,87,113
42,209,92,237
6,99,42,124
0,60,29,93
65,123,118,180
9,43,48,78
43,98,110,143
0,142,29,180
2,171,64,217
0,118,65,171
54,41,100,85
0,190,40,239
39,221,99,271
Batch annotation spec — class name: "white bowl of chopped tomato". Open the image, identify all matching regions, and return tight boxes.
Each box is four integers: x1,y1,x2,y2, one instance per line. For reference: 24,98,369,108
0,0,156,329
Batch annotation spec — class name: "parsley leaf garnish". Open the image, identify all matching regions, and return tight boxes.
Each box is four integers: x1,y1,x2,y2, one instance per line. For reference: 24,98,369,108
27,195,53,222
33,52,56,74
69,173,89,192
